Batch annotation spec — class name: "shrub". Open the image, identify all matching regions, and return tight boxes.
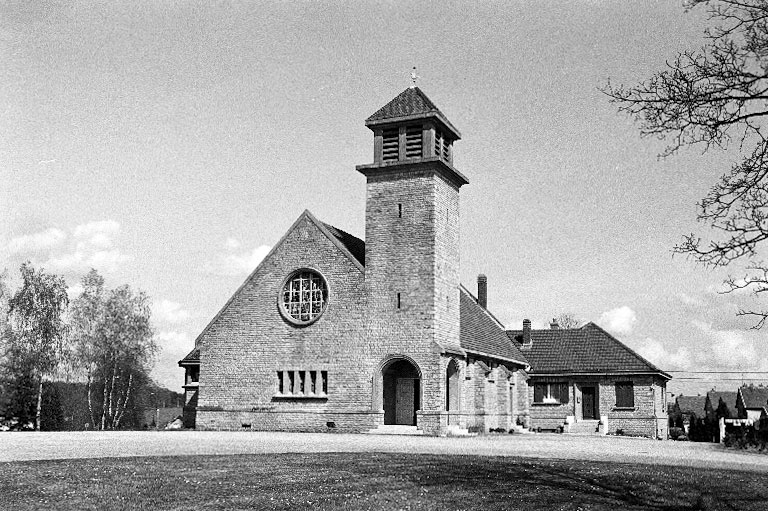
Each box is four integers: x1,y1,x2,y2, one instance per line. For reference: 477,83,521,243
723,425,768,451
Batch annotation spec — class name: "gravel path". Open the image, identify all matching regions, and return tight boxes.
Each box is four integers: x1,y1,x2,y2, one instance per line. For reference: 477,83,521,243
2,431,767,472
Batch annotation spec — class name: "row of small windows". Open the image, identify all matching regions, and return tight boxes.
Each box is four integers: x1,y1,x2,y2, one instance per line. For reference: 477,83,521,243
381,125,451,162
532,382,635,408
276,370,328,397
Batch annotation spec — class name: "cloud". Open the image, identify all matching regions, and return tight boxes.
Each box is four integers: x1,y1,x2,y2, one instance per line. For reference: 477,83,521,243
6,228,66,254
154,299,191,324
73,220,120,240
633,337,693,371
3,221,130,275
691,320,760,369
598,306,637,335
155,330,191,353
676,293,706,307
206,240,272,276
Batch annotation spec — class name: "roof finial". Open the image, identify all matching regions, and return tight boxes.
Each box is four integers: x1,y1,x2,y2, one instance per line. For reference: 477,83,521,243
410,66,419,88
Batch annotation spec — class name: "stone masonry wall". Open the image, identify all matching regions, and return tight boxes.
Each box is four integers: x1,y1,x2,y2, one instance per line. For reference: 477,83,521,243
528,375,669,438
364,168,462,434
196,215,374,432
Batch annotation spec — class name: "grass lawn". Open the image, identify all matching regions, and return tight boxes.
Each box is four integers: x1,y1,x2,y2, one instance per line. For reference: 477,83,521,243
1,453,767,510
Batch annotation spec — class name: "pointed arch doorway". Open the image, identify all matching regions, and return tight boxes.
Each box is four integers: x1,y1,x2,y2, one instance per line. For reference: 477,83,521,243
382,359,421,426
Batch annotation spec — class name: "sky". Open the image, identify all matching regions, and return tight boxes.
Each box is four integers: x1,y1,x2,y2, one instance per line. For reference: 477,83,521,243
2,0,768,398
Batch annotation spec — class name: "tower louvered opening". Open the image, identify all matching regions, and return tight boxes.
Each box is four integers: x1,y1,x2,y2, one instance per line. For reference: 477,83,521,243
434,129,452,163
382,128,399,161
405,125,422,158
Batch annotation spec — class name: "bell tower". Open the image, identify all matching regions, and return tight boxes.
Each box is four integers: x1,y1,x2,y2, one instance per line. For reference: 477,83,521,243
357,85,468,431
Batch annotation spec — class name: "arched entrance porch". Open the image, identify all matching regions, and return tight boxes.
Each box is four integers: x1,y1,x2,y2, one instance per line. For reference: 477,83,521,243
380,358,421,426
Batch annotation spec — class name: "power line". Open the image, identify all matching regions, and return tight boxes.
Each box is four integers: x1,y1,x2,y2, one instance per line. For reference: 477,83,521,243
666,370,768,374
672,377,768,381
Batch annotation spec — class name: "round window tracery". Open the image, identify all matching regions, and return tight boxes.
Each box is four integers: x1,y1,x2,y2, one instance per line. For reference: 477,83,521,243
279,270,328,325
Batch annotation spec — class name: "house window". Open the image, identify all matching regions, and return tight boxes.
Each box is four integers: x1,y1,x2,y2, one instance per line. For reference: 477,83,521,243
185,366,199,385
280,270,328,325
533,382,569,404
276,370,327,398
615,382,635,408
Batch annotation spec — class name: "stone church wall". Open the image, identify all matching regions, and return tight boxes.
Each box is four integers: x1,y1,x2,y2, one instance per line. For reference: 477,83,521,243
196,215,377,432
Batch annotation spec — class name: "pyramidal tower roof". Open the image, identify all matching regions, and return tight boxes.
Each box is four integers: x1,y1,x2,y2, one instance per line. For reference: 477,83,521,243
365,87,461,140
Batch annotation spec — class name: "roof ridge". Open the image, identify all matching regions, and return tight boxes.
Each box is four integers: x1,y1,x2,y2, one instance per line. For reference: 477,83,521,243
365,87,461,138
193,210,362,346
583,322,671,378
459,284,507,330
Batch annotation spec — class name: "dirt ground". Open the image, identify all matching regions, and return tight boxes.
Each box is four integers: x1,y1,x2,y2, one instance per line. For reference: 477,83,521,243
2,430,767,472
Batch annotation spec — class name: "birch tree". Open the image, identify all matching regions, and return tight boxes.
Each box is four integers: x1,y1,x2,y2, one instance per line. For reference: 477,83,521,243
5,262,68,430
70,270,157,429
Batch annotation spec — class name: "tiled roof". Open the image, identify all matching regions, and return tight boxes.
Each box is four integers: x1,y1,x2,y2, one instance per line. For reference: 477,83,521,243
367,87,441,122
739,386,768,409
179,347,200,365
366,87,461,138
676,395,706,416
460,287,528,366
506,323,670,377
322,222,365,266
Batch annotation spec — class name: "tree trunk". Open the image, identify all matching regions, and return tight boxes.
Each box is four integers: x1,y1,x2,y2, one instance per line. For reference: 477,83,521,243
35,376,43,431
107,360,118,427
100,360,110,430
114,372,133,430
86,369,96,429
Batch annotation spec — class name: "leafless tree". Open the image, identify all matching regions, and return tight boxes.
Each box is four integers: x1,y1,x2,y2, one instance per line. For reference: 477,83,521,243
556,313,584,330
604,0,768,328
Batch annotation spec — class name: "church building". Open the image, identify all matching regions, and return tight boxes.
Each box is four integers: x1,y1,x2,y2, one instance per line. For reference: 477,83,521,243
179,86,669,438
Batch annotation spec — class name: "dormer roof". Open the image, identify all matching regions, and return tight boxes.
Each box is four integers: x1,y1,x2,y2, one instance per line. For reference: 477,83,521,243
365,87,461,140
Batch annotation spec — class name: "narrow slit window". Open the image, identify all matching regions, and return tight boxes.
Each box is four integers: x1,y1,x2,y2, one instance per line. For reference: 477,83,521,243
310,371,317,394
398,203,402,218
321,371,328,394
288,371,295,394
299,371,306,394
397,292,401,309
277,371,284,394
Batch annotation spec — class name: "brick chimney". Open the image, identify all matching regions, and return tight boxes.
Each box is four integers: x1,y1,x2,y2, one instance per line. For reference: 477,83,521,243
522,319,532,346
477,274,487,309
550,318,560,330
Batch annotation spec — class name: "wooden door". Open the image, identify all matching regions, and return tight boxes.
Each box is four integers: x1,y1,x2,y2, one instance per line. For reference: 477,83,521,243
396,378,415,425
582,387,596,420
